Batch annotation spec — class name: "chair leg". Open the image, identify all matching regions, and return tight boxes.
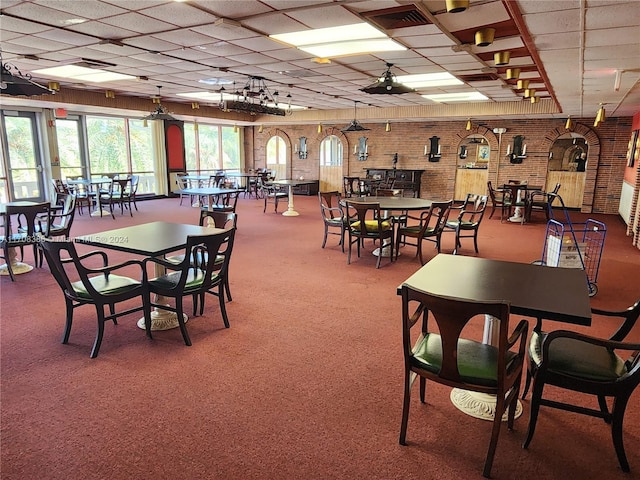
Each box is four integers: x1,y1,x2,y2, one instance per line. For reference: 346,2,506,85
322,227,328,248
398,369,412,446
521,364,533,399
90,307,106,358
61,298,74,344
522,379,545,449
175,298,191,346
473,230,479,253
483,395,505,478
218,284,230,328
611,394,631,472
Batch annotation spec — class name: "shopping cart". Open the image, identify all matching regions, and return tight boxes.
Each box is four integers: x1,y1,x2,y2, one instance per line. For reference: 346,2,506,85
534,193,606,296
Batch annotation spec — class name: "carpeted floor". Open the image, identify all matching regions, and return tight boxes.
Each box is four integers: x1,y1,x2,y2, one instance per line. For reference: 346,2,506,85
1,194,639,480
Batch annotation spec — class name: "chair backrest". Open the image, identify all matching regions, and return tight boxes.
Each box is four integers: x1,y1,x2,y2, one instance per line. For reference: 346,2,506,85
51,194,77,237
343,176,362,197
345,201,387,237
113,178,132,196
199,211,237,229
130,175,140,194
457,193,488,224
210,174,226,187
51,178,70,194
219,190,240,211
169,229,236,293
401,286,512,387
176,173,188,189
318,191,343,221
5,202,51,240
420,200,453,236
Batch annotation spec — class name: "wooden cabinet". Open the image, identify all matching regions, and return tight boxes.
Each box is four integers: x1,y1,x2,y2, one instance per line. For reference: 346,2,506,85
454,168,488,201
365,168,424,197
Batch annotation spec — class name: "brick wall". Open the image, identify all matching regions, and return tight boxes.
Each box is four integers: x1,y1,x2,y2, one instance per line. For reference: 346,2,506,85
251,117,632,216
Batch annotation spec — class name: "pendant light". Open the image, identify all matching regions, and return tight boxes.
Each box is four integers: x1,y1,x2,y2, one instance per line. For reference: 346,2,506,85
506,68,520,80
565,116,573,130
465,119,472,131
594,103,606,127
385,121,391,132
342,101,369,132
446,0,469,13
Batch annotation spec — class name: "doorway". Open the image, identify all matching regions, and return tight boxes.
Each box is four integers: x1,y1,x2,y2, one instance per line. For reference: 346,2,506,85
319,135,343,192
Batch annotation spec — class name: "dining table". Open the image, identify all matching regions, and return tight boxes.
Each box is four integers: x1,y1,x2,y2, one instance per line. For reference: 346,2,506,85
398,253,591,421
179,186,244,218
342,195,433,257
67,178,114,217
75,221,222,331
501,183,543,223
268,179,318,216
0,201,43,276
224,172,260,197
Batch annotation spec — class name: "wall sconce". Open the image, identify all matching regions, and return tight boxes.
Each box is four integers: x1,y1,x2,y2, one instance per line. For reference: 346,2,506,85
295,136,308,159
494,51,510,66
317,123,322,134
385,121,391,132
258,124,264,133
354,137,368,161
506,68,520,80
506,135,526,163
465,119,472,131
565,116,573,131
105,90,115,99
594,103,606,127
459,145,468,159
475,28,495,47
426,136,441,162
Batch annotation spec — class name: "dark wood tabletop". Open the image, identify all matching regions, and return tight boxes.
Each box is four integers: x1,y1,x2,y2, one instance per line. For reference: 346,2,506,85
398,253,592,326
75,221,221,257
343,196,432,211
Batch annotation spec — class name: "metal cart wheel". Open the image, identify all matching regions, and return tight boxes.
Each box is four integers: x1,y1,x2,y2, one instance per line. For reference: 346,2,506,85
588,283,598,297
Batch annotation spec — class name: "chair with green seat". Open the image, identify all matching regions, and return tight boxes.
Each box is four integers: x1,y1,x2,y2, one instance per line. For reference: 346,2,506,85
143,230,235,347
395,200,452,265
318,191,346,251
344,200,394,268
444,193,488,255
522,299,640,472
399,286,528,478
39,239,150,358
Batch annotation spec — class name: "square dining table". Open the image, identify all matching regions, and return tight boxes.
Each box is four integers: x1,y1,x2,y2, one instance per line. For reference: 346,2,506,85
398,253,591,421
76,221,223,331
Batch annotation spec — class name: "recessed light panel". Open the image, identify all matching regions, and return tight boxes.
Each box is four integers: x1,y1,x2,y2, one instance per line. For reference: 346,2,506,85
33,66,136,83
422,92,489,102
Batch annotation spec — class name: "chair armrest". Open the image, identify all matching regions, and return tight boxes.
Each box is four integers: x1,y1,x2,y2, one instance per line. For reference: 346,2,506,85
63,250,109,266
540,329,640,361
143,255,183,271
592,301,640,341
507,319,529,354
81,258,145,278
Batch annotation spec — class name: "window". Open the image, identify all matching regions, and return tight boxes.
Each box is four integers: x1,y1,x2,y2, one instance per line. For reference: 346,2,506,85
320,135,343,166
86,116,128,176
55,117,85,179
184,123,240,173
266,136,286,165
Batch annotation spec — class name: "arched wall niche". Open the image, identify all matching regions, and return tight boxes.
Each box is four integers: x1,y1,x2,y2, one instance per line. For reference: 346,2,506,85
541,122,600,213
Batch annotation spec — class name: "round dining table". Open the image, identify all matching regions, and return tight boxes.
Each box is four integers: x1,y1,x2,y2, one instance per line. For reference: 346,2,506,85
342,196,433,257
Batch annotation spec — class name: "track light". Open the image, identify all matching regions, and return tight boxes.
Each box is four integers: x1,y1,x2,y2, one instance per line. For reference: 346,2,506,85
465,119,472,131
105,90,115,99
594,103,606,127
530,96,539,104
565,116,573,130
385,121,391,132
494,51,510,66
446,0,469,13
517,79,529,90
524,88,536,98
506,68,520,80
475,28,495,47
48,81,60,92
191,102,199,109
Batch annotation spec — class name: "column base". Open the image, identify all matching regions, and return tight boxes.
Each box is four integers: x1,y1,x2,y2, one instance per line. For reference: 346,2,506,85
450,389,523,421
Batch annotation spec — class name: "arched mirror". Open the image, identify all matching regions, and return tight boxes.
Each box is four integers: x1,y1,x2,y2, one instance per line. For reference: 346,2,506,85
546,132,588,208
454,134,489,201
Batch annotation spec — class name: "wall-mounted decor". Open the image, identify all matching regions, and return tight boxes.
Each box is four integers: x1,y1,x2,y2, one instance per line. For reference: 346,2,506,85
426,136,441,162
459,145,468,159
627,130,638,167
295,136,308,159
354,136,368,161
477,145,490,162
506,135,526,163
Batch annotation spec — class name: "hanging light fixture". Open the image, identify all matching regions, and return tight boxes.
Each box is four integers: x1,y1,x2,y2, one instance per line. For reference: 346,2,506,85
360,62,415,95
446,0,469,13
530,96,539,104
317,123,323,134
506,68,520,80
517,79,530,90
105,90,115,99
0,49,53,96
465,119,472,131
475,28,495,47
342,101,370,132
258,124,264,133
191,102,200,109
524,88,536,98
565,116,573,130
385,121,391,132
594,103,606,127
494,51,510,66
142,86,176,121
48,81,60,92
219,76,291,116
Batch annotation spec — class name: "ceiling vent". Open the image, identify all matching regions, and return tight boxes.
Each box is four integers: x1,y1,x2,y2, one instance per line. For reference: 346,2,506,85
73,58,117,69
458,73,500,82
363,5,431,30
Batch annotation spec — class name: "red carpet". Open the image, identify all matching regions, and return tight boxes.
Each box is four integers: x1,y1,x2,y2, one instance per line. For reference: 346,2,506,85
1,194,639,480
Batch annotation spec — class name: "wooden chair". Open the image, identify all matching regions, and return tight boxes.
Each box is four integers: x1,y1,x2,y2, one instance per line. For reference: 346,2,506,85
144,230,235,346
260,182,287,213
343,176,366,197
486,181,510,221
129,175,140,211
199,211,237,302
526,183,561,222
344,201,394,269
399,286,528,478
1,202,50,280
111,177,134,217
444,194,488,255
36,193,77,241
395,200,453,265
204,190,240,214
522,299,640,472
176,173,192,206
39,239,150,358
318,191,346,251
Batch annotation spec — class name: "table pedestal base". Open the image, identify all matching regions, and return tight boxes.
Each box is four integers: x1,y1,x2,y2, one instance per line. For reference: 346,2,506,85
450,389,523,421
137,308,188,331
372,243,398,257
0,261,33,276
282,209,299,216
91,209,112,218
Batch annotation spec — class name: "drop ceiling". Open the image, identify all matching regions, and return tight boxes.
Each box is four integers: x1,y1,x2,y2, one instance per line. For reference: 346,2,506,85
1,0,639,122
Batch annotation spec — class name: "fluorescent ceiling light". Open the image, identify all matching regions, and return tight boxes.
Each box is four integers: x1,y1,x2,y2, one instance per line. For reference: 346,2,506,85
33,65,136,83
270,23,405,58
396,72,463,89
198,78,233,86
422,92,489,102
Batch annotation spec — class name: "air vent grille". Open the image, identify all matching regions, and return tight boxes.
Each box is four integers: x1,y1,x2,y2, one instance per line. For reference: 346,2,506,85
458,73,500,82
363,5,431,30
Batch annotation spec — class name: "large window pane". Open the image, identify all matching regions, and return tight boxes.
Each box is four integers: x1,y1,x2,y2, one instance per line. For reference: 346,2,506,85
221,126,239,170
184,123,197,171
199,124,220,171
55,118,84,179
86,116,127,176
